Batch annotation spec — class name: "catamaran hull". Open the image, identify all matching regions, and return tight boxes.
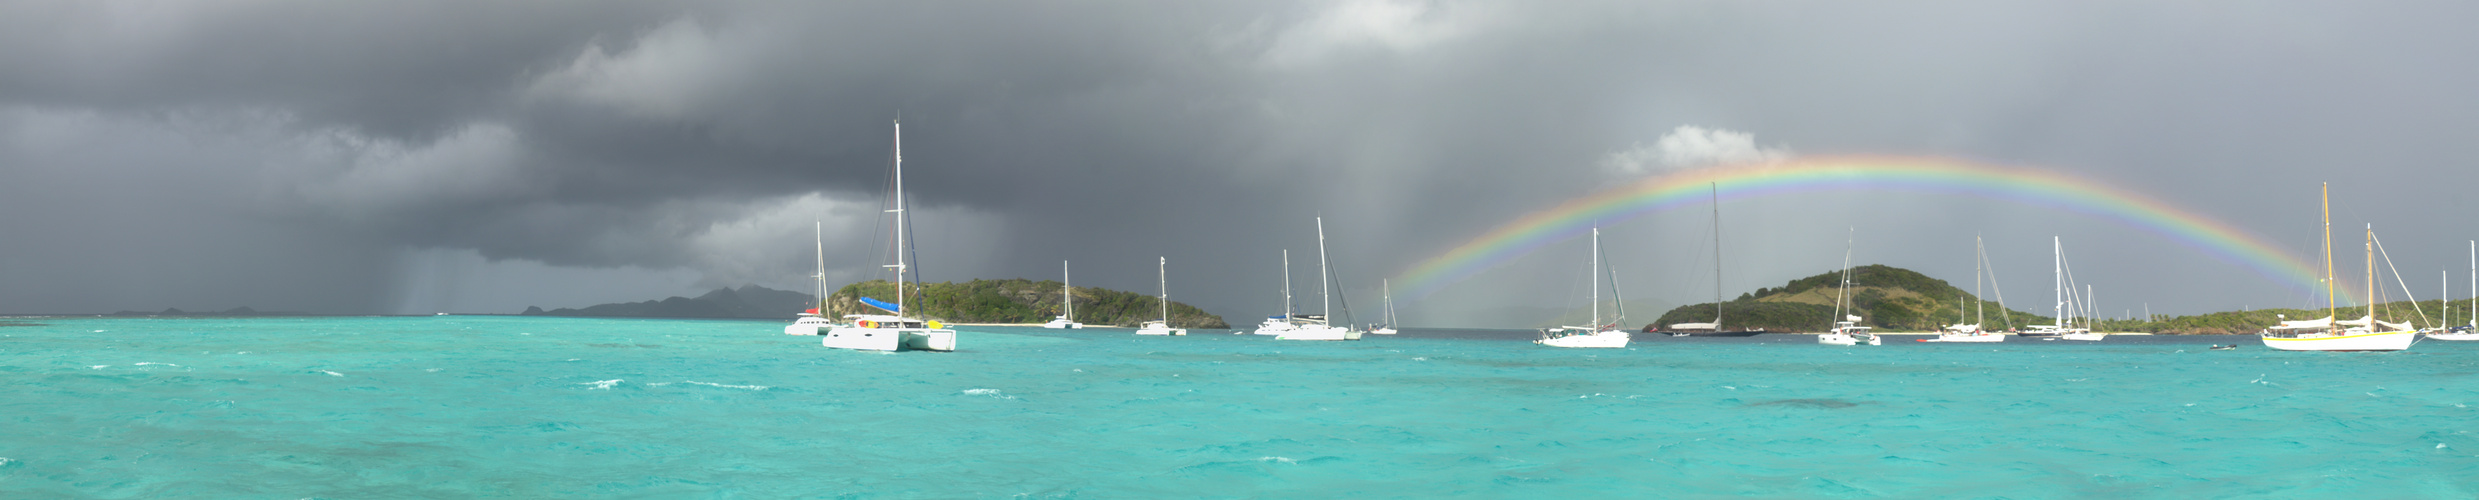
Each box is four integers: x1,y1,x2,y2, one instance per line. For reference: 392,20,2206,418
1135,328,1187,336
823,327,957,351
1369,328,1397,335
1924,334,2003,343
1683,330,1766,337
2425,332,2479,341
1042,321,1083,329
2260,330,2415,351
2060,332,2106,341
1539,331,1629,348
1818,333,1880,346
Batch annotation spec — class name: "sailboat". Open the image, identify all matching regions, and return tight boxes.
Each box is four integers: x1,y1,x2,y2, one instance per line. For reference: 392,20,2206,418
1819,229,1880,346
1929,235,2004,343
1278,218,1364,341
2060,283,2106,341
821,119,958,352
1661,183,1761,337
2429,241,2479,340
1251,250,1300,335
1537,227,1630,348
784,220,838,335
1135,257,1189,336
1042,261,1084,329
1369,279,1399,334
2260,183,2416,351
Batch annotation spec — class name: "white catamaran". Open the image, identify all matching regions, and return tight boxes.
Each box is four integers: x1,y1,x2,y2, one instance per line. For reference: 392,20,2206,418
1042,261,1084,329
1277,218,1364,341
1819,229,1880,346
2260,184,2416,352
1251,250,1300,336
1135,257,1188,336
2430,240,2479,341
821,119,957,352
1537,227,1629,348
785,220,838,335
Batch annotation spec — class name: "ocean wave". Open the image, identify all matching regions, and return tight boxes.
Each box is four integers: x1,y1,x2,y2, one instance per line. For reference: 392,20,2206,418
962,388,1015,399
319,370,344,377
581,379,622,390
683,381,768,391
135,362,181,367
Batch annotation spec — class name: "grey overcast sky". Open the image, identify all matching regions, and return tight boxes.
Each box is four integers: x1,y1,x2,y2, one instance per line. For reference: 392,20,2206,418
3,1,2475,326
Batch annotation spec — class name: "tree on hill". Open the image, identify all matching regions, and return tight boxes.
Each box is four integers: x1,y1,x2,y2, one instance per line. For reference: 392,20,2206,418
829,279,1229,328
1649,264,2051,332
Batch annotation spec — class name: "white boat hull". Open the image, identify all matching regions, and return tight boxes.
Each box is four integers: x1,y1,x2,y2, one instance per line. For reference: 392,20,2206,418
2261,330,2416,351
784,317,834,335
1135,321,1187,336
1369,327,1398,335
2426,332,2479,341
1041,319,1083,329
1924,333,2004,343
823,326,957,351
1538,330,1628,348
1251,320,1296,336
1818,333,1880,346
1276,325,1359,341
2059,332,2107,341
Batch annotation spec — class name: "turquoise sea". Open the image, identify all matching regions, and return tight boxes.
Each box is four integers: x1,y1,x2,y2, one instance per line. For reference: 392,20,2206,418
3,316,2476,498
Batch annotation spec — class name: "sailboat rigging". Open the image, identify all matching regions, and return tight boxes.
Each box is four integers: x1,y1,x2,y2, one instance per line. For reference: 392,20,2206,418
1537,227,1631,348
821,119,958,352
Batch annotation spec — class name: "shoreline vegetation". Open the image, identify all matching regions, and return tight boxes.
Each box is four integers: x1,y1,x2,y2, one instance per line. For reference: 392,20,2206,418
829,279,1230,329
1650,264,2455,335
39,265,2460,335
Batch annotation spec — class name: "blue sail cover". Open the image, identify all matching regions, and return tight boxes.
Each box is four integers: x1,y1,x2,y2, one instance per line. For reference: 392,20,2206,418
860,296,902,314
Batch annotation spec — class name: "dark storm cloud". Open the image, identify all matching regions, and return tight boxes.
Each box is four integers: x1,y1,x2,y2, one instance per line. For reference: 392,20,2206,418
3,1,2475,323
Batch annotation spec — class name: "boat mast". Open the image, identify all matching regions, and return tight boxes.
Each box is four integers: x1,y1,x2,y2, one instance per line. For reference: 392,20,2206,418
1835,228,1854,329
888,119,909,319
1063,261,1073,322
1159,257,1169,323
814,220,825,313
2470,240,2475,328
2323,183,2335,332
1710,183,1723,325
1382,279,1395,326
1975,234,1985,326
1591,227,1602,329
1316,217,1331,325
2053,236,2063,328
2366,223,2375,326
1282,250,1293,319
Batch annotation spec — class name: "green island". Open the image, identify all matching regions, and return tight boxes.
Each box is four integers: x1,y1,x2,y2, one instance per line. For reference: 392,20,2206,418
829,279,1230,329
1650,264,2456,335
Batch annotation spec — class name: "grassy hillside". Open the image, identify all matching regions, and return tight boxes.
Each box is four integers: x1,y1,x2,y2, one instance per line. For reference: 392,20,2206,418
827,279,1229,329
1650,264,2052,332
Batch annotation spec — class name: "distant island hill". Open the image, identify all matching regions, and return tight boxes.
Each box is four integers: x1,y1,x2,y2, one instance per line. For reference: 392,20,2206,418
524,279,1230,329
1652,264,2455,335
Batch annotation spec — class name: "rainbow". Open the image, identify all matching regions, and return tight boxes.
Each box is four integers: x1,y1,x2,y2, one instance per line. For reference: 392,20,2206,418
1394,156,2346,304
